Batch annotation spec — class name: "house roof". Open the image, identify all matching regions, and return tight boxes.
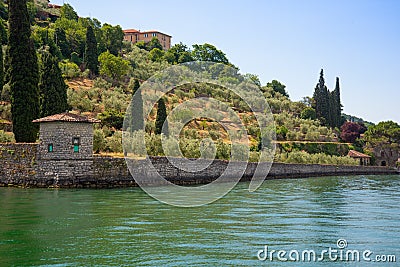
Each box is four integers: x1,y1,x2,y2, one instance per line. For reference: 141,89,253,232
124,29,140,33
123,29,172,37
348,150,371,158
32,112,100,123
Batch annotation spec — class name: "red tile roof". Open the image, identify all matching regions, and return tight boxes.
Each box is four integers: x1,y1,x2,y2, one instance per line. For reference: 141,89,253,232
348,150,371,158
123,29,172,37
124,29,140,33
32,112,100,123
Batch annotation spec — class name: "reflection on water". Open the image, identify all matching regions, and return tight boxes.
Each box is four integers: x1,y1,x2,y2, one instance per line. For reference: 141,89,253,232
0,175,399,266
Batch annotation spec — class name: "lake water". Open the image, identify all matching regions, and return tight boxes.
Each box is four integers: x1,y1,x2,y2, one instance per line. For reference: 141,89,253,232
0,175,399,266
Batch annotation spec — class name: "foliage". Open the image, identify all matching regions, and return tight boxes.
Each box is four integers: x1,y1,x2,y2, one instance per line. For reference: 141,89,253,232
148,48,164,62
265,80,289,97
93,128,106,153
363,121,400,145
9,0,40,142
39,51,69,117
147,37,163,51
276,151,358,165
59,60,80,78
84,25,99,76
155,97,168,135
313,69,342,128
192,43,229,64
300,107,316,120
98,51,130,81
0,130,15,143
100,23,124,56
340,121,366,143
278,142,350,156
164,42,193,64
60,4,78,21
98,109,125,130
126,88,144,132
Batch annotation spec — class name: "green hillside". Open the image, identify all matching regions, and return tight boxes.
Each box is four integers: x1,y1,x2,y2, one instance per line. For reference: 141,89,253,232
2,1,397,166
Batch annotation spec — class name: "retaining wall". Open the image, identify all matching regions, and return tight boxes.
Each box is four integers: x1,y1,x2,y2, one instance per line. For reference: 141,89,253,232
0,143,398,188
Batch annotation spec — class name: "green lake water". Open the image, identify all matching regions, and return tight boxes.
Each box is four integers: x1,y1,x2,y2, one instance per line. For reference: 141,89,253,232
0,175,399,266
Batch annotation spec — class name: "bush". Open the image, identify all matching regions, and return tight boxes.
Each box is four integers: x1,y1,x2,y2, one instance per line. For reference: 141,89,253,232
93,129,106,153
98,109,125,130
0,130,14,143
105,131,123,153
300,107,317,120
59,60,80,78
277,151,358,165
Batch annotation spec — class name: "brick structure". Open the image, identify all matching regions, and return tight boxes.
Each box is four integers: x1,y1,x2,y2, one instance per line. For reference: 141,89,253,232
123,29,171,50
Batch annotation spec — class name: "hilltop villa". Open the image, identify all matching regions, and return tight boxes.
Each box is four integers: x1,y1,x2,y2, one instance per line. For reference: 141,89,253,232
123,29,171,50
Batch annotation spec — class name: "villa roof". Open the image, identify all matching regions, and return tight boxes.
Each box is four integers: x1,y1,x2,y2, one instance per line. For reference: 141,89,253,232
32,112,100,123
123,29,172,37
348,150,371,158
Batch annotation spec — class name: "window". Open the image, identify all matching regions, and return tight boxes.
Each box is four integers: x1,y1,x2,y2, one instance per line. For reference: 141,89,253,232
152,33,157,37
144,33,148,38
72,137,80,153
48,144,53,152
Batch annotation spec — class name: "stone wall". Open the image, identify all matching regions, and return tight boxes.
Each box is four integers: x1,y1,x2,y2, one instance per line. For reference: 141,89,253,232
0,143,37,186
0,145,398,188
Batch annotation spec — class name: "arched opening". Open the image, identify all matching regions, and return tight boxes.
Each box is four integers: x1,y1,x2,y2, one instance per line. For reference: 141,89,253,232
381,161,387,166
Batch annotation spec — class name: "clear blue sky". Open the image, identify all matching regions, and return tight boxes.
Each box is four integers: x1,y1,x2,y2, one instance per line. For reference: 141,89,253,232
52,0,400,124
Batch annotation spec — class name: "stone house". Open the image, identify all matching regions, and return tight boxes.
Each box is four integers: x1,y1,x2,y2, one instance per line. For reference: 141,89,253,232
372,146,400,167
347,150,371,166
32,112,100,179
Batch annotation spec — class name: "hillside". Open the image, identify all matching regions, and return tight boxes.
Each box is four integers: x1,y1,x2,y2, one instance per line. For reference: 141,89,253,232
0,1,377,165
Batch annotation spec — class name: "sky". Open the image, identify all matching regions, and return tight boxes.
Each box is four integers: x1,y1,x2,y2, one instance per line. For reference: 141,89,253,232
52,0,400,124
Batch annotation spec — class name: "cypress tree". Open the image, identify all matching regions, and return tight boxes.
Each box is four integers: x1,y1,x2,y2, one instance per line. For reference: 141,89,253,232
313,69,330,125
9,0,40,142
84,25,99,76
129,88,144,132
331,77,342,128
155,97,168,135
0,41,3,91
54,27,70,59
39,51,69,117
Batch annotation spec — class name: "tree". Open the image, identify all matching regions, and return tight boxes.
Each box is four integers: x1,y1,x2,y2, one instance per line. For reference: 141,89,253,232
129,88,144,132
331,77,342,128
266,80,289,97
147,37,163,51
100,24,124,55
98,51,130,81
313,69,330,125
0,38,3,91
192,43,229,64
54,27,70,59
165,42,193,64
340,122,364,143
155,97,168,135
9,0,40,142
148,48,164,62
364,121,400,144
60,4,78,21
300,107,316,120
84,25,99,76
39,52,69,117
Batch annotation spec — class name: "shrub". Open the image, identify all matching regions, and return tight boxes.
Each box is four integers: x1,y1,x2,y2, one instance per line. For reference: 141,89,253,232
59,60,80,78
0,130,14,143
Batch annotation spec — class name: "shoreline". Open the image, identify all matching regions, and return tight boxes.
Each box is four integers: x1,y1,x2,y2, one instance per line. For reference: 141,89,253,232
1,154,398,188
